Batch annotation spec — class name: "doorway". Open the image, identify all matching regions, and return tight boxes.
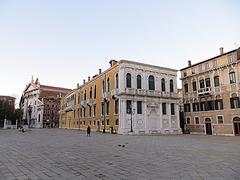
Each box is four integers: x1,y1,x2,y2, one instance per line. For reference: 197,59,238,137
233,117,240,136
205,118,212,135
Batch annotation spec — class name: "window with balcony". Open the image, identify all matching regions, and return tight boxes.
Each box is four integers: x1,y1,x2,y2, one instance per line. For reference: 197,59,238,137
107,78,110,92
184,83,188,93
171,103,175,115
192,81,197,91
94,85,97,99
199,79,205,89
126,100,132,114
214,76,220,87
195,117,200,124
162,103,166,115
161,78,165,92
137,101,142,114
126,73,131,88
115,99,119,114
137,75,142,89
148,75,155,90
205,78,211,87
115,73,119,88
170,79,174,92
229,72,236,84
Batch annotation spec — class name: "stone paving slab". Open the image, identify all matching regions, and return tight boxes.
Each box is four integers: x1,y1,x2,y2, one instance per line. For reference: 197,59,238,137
0,129,240,180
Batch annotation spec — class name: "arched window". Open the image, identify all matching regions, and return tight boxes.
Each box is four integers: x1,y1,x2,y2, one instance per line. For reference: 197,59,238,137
38,114,40,122
126,73,131,88
90,87,92,99
84,90,86,100
161,78,165,92
107,78,110,92
94,85,97,99
170,79,174,92
115,73,119,88
137,75,141,89
102,80,105,93
148,75,155,90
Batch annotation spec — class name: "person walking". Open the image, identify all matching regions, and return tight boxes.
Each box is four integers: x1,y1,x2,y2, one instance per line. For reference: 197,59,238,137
87,126,91,136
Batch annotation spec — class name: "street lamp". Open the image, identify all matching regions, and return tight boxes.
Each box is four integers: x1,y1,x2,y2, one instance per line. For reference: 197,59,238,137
128,105,135,132
28,105,32,128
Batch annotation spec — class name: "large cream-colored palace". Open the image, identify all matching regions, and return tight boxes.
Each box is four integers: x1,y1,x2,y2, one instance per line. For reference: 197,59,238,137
60,60,182,135
180,47,240,136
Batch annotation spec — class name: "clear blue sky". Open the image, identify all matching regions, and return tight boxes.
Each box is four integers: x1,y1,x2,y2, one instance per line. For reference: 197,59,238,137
0,0,239,105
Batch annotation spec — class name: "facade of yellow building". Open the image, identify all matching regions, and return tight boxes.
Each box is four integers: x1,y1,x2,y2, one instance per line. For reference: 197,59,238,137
60,60,182,134
180,47,240,136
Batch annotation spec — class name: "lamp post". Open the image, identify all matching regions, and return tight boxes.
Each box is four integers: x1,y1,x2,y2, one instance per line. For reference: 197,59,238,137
28,105,32,128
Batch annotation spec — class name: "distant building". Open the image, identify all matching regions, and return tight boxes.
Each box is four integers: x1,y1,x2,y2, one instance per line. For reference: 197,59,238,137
0,95,16,128
180,47,240,136
60,60,182,135
20,78,71,128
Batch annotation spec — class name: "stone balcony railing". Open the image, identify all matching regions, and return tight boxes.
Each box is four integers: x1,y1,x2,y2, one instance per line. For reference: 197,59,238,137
101,92,110,102
86,99,92,106
198,87,211,96
80,100,87,108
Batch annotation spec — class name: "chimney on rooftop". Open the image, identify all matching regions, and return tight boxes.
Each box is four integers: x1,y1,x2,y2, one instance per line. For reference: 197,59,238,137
188,60,192,67
109,59,118,67
99,69,102,75
88,76,90,82
83,79,86,84
77,83,79,88
219,47,224,55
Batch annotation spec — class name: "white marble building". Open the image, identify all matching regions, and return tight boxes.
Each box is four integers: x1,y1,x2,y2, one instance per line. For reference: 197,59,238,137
115,60,182,134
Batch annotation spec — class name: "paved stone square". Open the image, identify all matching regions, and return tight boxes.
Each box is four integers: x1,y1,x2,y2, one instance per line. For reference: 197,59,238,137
0,129,240,180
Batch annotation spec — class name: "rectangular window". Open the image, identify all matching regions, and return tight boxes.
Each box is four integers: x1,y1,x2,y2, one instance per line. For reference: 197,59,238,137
137,101,142,114
184,83,188,93
214,76,220,87
184,103,191,112
126,100,132,114
229,72,236,84
217,116,224,124
83,108,86,117
162,103,166,115
171,103,175,115
192,81,197,91
195,117,200,124
106,119,109,125
106,102,109,115
186,117,191,124
230,97,240,109
115,100,119,114
215,99,223,110
192,102,200,112
115,119,119,125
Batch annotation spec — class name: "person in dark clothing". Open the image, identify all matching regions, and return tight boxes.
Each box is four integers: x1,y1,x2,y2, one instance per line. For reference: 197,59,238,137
87,126,91,136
